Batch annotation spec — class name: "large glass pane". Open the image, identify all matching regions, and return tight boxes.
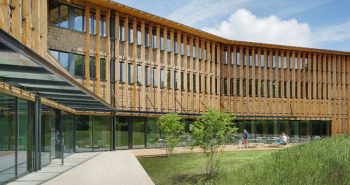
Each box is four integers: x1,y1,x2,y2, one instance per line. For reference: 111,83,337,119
49,2,60,26
132,118,145,149
100,58,106,81
73,54,84,77
61,112,74,154
74,8,84,32
93,116,111,151
311,120,321,139
0,94,16,183
146,118,160,148
59,5,69,28
17,99,34,176
289,121,300,139
300,120,309,139
116,117,129,149
75,115,92,152
41,106,54,167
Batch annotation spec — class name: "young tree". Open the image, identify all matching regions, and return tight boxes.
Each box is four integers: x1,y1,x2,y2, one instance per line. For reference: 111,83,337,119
159,113,184,156
190,108,237,178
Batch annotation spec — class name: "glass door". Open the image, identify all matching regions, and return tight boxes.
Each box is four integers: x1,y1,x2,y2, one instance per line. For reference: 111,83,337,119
132,118,145,149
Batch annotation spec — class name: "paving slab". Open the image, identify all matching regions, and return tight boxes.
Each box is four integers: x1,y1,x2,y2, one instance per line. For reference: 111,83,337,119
43,151,154,185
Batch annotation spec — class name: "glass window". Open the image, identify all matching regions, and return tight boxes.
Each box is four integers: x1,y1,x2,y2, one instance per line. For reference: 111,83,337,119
160,36,164,50
180,43,184,55
74,8,84,32
58,52,69,69
153,67,157,87
236,51,240,65
128,63,133,85
119,22,124,41
90,12,96,35
100,14,107,37
187,44,190,57
0,94,16,182
133,118,145,148
237,79,240,96
230,78,234,95
101,58,106,81
261,54,265,67
137,65,142,86
128,26,133,43
249,79,253,96
160,69,165,88
93,116,112,151
230,51,234,65
261,80,264,97
152,33,157,49
181,72,184,90
120,62,125,83
75,115,93,152
167,38,171,52
167,70,171,89
249,54,252,66
115,117,128,149
49,2,60,26
174,71,178,89
193,74,196,92
145,66,150,86
223,78,227,95
73,54,84,77
59,5,69,28
137,30,142,45
90,57,95,79
243,79,246,96
187,73,190,92
224,51,227,64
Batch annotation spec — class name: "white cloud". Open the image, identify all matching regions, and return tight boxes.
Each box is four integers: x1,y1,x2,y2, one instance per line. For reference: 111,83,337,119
167,0,251,26
203,9,313,47
313,22,350,43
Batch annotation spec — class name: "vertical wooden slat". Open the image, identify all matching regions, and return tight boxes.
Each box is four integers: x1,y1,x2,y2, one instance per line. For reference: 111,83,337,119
123,15,129,110
84,4,91,89
95,8,101,96
140,20,146,111
114,12,120,108
132,17,137,110
105,9,111,103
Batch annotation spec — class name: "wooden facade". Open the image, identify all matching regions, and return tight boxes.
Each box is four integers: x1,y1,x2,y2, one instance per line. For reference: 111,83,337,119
0,0,349,134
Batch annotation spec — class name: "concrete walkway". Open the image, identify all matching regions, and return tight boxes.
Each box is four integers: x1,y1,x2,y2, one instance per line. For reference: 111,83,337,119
9,151,154,185
44,151,153,185
8,152,100,185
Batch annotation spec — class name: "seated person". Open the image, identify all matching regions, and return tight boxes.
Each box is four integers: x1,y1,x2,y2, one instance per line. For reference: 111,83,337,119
279,133,288,145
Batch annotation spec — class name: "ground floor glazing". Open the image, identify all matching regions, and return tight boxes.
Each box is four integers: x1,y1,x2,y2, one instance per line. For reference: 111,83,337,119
0,92,332,184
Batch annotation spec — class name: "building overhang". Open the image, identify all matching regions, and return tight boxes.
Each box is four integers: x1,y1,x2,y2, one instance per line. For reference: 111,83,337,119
0,29,116,114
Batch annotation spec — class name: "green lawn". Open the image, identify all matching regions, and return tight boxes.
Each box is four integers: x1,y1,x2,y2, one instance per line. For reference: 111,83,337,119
138,136,350,185
138,150,276,185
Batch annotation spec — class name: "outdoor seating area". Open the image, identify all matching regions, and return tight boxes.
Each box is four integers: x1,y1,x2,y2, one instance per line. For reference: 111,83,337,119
233,136,318,149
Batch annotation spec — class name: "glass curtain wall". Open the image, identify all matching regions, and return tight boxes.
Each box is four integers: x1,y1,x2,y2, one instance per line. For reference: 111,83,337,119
0,94,16,183
146,118,160,148
132,118,145,149
234,119,331,139
0,93,34,184
115,117,129,149
75,115,111,152
41,106,55,167
61,112,74,154
93,116,112,151
17,99,34,176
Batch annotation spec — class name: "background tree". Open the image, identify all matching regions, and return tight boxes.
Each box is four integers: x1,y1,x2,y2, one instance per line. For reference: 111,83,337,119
190,108,237,178
159,113,184,156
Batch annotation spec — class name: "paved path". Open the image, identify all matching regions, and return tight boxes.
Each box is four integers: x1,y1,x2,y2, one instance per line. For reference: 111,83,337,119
9,151,154,185
8,152,100,185
43,151,154,185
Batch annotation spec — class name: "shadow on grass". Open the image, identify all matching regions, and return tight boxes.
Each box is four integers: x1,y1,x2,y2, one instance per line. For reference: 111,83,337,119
171,173,208,184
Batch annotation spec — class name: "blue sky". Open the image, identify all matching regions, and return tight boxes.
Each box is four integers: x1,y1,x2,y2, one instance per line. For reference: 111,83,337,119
114,0,350,51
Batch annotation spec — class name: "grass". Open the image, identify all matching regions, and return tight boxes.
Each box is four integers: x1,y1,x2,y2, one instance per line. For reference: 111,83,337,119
138,135,350,185
138,150,276,185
